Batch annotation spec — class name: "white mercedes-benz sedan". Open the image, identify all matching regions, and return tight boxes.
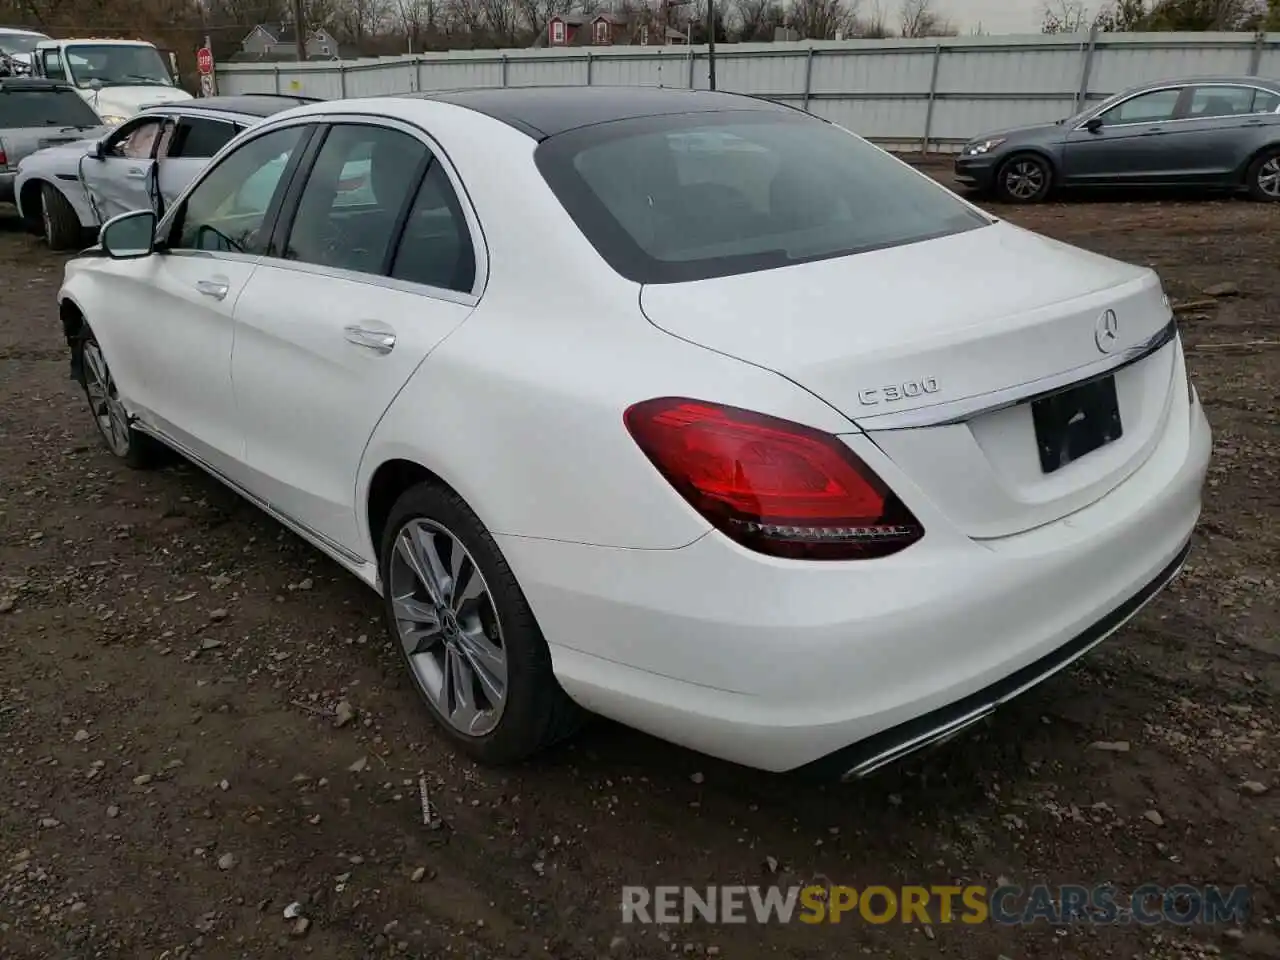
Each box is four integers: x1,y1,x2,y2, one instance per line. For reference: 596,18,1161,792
57,87,1211,779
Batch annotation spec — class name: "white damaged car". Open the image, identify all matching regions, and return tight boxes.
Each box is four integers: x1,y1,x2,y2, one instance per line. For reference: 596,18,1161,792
15,93,317,249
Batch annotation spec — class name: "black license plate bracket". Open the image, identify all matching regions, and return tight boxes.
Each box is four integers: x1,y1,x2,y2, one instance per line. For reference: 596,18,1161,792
1031,375,1123,474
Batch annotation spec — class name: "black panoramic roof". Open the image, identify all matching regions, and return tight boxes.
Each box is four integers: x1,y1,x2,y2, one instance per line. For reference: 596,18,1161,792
144,94,319,118
414,86,793,140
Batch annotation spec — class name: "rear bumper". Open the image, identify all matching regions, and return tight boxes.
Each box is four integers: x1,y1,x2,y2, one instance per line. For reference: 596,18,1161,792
0,172,14,204
798,538,1190,779
500,383,1211,775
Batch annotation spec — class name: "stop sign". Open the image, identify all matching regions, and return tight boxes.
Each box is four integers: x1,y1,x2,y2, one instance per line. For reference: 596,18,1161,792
196,47,213,75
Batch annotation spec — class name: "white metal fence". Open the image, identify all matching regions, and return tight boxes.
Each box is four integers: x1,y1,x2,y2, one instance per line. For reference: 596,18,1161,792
216,31,1280,152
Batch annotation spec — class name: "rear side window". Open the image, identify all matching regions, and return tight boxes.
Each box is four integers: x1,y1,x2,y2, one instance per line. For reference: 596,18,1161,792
1254,89,1280,114
536,110,989,285
390,161,477,293
166,116,238,159
0,87,101,127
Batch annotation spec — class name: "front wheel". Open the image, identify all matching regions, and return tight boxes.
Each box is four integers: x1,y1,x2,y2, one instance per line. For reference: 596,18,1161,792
41,183,86,251
75,324,166,469
379,482,583,765
1245,148,1280,202
996,154,1053,204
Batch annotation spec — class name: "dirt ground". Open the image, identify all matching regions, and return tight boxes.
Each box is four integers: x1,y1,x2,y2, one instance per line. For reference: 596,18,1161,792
0,169,1277,960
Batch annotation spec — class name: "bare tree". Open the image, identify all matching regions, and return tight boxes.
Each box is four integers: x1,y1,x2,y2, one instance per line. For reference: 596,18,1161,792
1041,0,1092,31
898,0,955,36
732,0,785,39
852,0,894,35
789,0,857,39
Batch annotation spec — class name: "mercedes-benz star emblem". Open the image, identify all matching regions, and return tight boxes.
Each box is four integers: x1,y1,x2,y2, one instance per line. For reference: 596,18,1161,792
1095,308,1119,354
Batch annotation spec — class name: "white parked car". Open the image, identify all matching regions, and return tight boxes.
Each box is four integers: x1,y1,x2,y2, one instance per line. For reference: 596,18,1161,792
16,94,318,249
56,89,1211,778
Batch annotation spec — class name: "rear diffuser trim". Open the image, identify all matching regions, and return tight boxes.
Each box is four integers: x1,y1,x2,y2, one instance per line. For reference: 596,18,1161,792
793,537,1192,782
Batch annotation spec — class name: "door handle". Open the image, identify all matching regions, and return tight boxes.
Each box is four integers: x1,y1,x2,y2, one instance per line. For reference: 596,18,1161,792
126,167,148,179
344,324,396,354
195,278,230,300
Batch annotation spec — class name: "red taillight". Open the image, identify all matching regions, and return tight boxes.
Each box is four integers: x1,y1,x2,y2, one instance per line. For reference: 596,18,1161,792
623,397,924,560
0,147,8,168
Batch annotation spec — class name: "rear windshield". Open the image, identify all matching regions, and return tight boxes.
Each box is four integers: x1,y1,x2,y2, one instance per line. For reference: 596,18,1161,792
0,88,102,128
535,110,990,284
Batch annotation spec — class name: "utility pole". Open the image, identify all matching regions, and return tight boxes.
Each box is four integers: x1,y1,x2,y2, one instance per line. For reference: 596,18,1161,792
292,0,307,62
706,0,716,89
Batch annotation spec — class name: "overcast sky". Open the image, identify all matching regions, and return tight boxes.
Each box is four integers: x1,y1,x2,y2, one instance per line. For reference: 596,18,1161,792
929,0,1049,35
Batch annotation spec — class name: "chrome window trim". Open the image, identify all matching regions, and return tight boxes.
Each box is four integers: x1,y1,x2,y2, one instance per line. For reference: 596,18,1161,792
1075,82,1280,131
854,317,1178,431
250,255,480,308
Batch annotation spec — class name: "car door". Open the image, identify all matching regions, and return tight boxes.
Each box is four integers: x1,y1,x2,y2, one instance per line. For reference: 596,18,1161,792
80,113,167,222
107,122,315,478
1159,84,1276,183
229,118,482,556
1061,86,1186,185
154,113,242,217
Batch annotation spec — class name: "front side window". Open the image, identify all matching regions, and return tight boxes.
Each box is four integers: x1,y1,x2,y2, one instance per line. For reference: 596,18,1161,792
169,125,307,255
1098,88,1181,126
0,87,100,127
536,110,990,284
1187,85,1256,119
62,43,173,89
40,50,65,81
283,123,428,275
108,117,164,159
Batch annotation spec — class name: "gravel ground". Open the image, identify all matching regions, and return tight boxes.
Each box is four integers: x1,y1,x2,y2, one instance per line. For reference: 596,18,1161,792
0,174,1277,960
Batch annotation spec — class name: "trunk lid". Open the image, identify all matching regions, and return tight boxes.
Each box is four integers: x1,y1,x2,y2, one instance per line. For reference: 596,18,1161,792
639,221,1179,539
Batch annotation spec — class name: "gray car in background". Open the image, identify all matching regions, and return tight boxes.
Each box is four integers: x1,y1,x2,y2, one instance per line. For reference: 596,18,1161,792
955,76,1280,204
0,78,106,205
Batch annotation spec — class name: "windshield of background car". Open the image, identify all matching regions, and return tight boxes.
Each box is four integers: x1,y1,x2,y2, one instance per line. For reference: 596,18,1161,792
64,44,173,87
0,33,45,55
0,87,103,127
535,109,990,284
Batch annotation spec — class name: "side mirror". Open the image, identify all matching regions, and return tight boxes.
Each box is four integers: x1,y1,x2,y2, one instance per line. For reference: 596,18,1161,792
1084,116,1104,133
92,139,107,159
100,210,157,260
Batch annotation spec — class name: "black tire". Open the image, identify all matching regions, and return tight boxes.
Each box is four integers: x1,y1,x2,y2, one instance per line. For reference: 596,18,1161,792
995,153,1053,204
379,482,583,765
1245,147,1280,203
74,322,166,469
41,183,86,251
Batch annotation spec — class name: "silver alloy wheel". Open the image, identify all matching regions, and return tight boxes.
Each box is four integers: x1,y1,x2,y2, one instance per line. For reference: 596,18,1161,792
1257,158,1280,199
82,340,132,457
389,517,508,737
1004,159,1046,200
